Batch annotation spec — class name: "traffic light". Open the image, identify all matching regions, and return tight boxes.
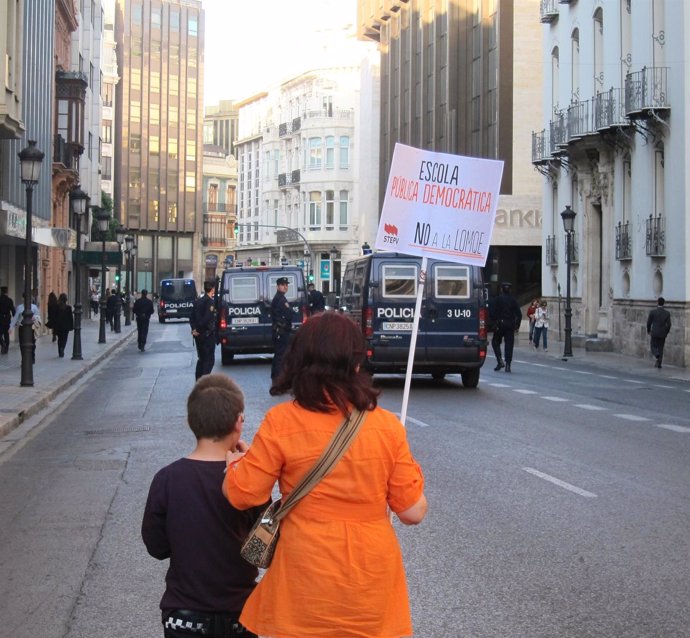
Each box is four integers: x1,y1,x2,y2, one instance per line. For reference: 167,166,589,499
234,223,240,238
114,273,120,283
308,273,315,283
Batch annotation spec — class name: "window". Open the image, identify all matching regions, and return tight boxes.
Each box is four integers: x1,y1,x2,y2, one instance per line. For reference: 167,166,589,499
339,190,348,228
309,191,322,227
150,135,159,155
131,68,141,89
382,265,417,298
186,141,196,161
132,4,142,24
188,17,198,37
130,101,141,122
208,183,218,207
168,138,178,159
131,133,141,152
186,173,196,192
102,123,112,143
169,104,178,122
325,136,335,168
151,7,161,28
228,276,259,303
151,71,160,92
170,10,179,30
339,136,350,168
325,191,335,228
435,265,470,298
309,137,322,169
150,102,160,124
102,156,112,180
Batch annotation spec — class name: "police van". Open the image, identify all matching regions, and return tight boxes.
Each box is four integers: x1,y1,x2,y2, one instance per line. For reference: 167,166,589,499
158,278,198,323
216,265,309,365
338,252,488,387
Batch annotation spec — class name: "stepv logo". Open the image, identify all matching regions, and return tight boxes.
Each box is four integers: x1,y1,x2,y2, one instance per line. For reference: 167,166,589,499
382,222,399,245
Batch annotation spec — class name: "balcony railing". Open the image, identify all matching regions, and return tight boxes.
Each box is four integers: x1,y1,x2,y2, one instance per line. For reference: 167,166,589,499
615,221,632,260
550,111,567,151
564,232,579,264
531,129,553,164
278,169,301,188
53,134,77,170
545,235,558,266
203,202,233,214
278,117,301,137
625,67,670,117
645,214,665,257
567,98,595,141
540,0,559,22
595,87,630,130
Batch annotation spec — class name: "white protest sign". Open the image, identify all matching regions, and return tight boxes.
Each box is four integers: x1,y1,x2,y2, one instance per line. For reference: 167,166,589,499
374,143,504,267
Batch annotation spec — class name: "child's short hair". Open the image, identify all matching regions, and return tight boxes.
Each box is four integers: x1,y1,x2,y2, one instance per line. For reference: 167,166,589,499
187,374,244,440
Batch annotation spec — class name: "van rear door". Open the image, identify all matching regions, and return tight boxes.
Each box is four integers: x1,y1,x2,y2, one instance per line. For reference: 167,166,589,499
423,262,479,363
221,272,269,351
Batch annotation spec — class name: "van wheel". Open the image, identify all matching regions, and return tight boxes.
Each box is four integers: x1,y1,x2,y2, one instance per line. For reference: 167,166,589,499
159,317,165,324
221,350,234,365
431,372,446,381
461,369,480,388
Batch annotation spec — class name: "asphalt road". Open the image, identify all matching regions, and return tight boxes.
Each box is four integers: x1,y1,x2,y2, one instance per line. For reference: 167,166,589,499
0,321,688,638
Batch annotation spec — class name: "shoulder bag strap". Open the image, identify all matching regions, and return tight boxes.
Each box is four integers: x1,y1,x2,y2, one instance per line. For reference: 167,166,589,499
272,408,367,522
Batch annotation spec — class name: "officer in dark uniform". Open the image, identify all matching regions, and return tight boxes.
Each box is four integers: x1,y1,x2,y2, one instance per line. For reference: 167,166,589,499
491,282,522,373
190,280,217,380
132,289,154,352
270,276,295,382
307,283,326,315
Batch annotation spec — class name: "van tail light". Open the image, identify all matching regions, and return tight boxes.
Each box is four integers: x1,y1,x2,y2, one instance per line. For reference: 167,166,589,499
479,306,487,341
302,305,309,324
363,307,373,338
159,300,164,309
219,306,228,330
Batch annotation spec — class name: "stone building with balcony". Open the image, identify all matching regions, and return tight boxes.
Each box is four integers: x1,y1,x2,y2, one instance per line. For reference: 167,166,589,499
533,0,689,365
234,44,380,297
201,144,237,281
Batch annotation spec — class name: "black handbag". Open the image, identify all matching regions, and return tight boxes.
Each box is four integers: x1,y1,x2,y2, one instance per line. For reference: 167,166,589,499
240,409,367,568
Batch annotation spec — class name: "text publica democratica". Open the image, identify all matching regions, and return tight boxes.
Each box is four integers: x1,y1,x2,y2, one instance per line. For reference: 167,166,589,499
389,160,493,214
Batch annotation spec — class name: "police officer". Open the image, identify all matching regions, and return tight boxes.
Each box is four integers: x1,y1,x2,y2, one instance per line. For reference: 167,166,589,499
191,280,217,380
307,283,326,315
270,276,295,382
132,289,154,352
491,282,522,372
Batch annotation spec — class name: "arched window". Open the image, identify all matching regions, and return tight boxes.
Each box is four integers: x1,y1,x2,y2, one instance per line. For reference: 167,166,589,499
593,8,604,94
551,46,560,114
571,29,580,101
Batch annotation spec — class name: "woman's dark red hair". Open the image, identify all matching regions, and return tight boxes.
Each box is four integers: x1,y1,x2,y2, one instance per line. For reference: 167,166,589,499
270,311,380,414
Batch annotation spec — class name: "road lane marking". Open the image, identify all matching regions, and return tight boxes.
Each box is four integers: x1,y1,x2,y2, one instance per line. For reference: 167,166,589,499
574,371,594,375
624,379,645,384
598,375,618,379
653,384,673,389
489,383,512,387
541,396,569,402
574,404,607,411
613,414,650,422
655,424,690,433
405,416,431,428
523,467,597,498
553,366,568,371
513,389,538,394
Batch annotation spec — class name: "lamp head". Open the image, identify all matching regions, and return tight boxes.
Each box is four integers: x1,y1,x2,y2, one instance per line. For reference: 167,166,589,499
70,185,89,216
18,140,45,184
560,205,576,233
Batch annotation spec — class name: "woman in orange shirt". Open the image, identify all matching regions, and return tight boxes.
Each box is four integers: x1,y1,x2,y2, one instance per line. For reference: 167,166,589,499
223,311,427,638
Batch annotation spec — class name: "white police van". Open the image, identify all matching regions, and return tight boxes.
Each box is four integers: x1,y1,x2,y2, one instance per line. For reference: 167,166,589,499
338,252,488,387
216,266,308,364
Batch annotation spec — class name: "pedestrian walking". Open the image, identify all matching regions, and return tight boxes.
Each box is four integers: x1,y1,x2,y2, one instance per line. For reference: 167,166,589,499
307,283,326,315
526,297,539,344
269,276,294,384
11,293,41,363
647,296,671,368
190,280,217,380
52,293,74,358
106,289,119,331
533,300,549,351
0,286,15,354
132,289,154,352
223,312,428,638
90,288,99,316
490,281,522,372
142,374,264,638
46,291,58,342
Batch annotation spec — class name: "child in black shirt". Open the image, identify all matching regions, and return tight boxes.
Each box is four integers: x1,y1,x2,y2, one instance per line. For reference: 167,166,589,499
142,374,265,637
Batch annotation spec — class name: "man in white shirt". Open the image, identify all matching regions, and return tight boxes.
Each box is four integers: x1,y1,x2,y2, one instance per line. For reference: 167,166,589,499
11,294,41,362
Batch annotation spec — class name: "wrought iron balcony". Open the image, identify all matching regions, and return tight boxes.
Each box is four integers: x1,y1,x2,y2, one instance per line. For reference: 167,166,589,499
595,87,631,131
625,67,670,118
615,221,632,260
549,111,567,151
278,169,301,189
567,99,595,141
645,214,665,257
532,129,553,164
545,235,558,266
540,0,559,23
279,117,301,137
53,134,78,169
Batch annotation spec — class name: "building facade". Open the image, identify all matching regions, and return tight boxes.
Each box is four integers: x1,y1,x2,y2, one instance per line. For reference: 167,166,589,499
533,0,689,366
114,0,204,293
357,0,544,301
204,100,239,159
234,53,381,297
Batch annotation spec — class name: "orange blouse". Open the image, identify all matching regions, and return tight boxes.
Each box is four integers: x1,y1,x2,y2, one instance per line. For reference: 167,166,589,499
224,401,425,638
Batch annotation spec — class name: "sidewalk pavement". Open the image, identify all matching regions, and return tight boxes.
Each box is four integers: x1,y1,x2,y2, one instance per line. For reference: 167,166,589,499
0,314,136,439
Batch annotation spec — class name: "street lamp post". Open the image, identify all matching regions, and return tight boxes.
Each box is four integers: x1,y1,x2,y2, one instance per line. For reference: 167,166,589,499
18,140,44,387
70,185,89,360
113,224,124,334
560,205,576,359
94,206,111,344
131,244,137,295
329,245,339,296
124,235,134,326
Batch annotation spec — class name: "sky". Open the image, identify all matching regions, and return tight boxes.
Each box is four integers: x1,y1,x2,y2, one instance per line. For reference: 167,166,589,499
202,0,357,106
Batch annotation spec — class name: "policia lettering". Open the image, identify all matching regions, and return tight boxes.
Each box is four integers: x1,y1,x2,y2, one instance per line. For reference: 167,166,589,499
191,281,217,380
270,277,295,381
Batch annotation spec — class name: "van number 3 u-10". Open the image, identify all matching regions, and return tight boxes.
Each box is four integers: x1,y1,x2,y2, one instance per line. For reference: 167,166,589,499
447,309,472,318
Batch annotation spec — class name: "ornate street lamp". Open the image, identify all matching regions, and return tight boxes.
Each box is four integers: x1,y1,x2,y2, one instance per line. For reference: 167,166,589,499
18,140,44,387
130,243,137,296
560,205,577,359
124,235,134,326
329,245,339,296
94,206,111,344
69,185,89,360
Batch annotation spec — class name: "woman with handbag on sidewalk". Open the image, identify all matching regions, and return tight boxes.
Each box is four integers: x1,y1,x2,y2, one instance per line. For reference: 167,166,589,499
223,312,428,638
